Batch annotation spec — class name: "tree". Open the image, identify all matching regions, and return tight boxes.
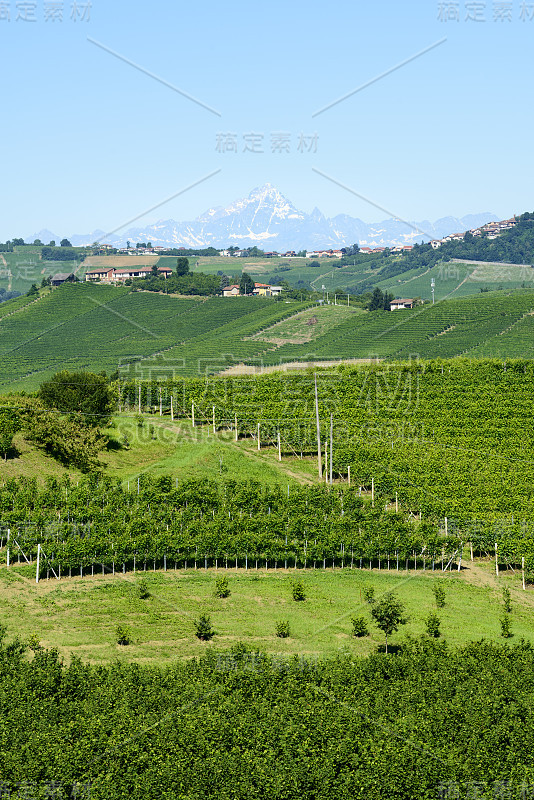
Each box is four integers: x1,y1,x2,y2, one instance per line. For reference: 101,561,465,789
275,620,290,638
432,583,446,608
194,614,214,641
291,580,306,601
425,613,441,638
371,592,407,653
0,409,20,459
38,370,115,426
25,408,106,472
126,240,131,249
27,284,39,296
239,272,255,295
351,616,369,637
48,240,56,247
176,257,189,277
60,239,72,247
116,625,131,645
215,575,230,598
368,287,385,311
151,264,159,276
33,239,43,246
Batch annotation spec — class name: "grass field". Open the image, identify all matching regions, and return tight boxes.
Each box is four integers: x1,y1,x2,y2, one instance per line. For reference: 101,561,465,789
0,557,530,665
101,414,308,486
0,251,81,294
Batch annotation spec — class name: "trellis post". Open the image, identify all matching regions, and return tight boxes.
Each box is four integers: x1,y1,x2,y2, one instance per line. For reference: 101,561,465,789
314,373,322,479
329,413,333,485
36,543,41,584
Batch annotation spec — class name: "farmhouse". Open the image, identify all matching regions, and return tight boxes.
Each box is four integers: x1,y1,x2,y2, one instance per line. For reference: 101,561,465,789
51,272,75,286
222,284,241,297
390,298,414,311
85,266,173,284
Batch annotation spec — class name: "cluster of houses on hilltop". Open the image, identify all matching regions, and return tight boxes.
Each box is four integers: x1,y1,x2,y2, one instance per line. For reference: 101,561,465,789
430,217,517,249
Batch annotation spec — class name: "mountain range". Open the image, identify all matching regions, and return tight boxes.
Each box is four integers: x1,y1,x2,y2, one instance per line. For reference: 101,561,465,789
28,185,498,251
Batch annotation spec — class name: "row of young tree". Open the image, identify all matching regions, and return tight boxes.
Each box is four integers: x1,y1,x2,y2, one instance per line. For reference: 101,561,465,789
0,474,460,575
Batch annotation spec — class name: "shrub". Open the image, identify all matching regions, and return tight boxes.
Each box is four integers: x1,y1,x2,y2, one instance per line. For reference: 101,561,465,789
116,625,131,646
363,586,375,605
138,579,150,600
194,614,214,641
502,587,512,614
432,583,446,609
27,633,42,652
291,580,306,601
275,620,290,638
500,615,513,638
350,616,369,637
425,613,441,638
215,575,230,598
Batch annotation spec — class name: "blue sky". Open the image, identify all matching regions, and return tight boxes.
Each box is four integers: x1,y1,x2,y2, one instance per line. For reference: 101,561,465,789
1,0,532,239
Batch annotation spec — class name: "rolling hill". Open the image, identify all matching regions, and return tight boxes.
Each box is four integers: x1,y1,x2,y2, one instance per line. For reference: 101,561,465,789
1,283,534,393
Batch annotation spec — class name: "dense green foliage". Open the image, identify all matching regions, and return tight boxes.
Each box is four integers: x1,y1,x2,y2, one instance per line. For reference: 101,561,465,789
41,246,83,261
25,406,107,472
0,636,532,797
132,270,222,296
0,407,21,457
39,370,116,425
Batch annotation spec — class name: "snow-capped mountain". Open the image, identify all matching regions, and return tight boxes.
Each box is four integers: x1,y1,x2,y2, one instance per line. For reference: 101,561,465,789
27,184,498,251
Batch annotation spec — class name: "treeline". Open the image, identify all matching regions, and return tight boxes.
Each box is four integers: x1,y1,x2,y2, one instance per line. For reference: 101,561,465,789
0,634,532,798
41,246,84,262
133,271,222,296
0,288,21,303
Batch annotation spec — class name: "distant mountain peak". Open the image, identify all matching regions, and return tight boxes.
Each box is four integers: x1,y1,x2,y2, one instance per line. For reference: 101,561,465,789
26,186,499,251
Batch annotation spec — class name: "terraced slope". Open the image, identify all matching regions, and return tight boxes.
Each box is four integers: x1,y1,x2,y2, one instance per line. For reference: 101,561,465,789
2,285,534,391
0,285,313,390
